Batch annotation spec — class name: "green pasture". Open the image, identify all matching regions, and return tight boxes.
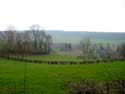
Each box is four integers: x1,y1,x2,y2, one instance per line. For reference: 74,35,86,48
0,58,125,94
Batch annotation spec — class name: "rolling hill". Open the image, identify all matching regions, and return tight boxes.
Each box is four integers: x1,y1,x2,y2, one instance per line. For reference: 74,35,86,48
46,30,125,44
0,30,125,44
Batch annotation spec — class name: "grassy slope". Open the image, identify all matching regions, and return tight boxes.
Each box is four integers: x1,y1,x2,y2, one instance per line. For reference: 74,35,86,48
0,58,125,94
25,55,82,62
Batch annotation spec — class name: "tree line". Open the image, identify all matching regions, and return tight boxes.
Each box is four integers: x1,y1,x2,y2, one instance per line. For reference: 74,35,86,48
80,38,125,60
0,24,53,56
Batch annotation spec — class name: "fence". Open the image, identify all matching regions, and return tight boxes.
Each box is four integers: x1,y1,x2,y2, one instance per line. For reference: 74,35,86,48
1,55,124,65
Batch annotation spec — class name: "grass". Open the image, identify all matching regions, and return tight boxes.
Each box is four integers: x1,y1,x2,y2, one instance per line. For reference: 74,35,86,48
23,54,82,62
0,58,125,94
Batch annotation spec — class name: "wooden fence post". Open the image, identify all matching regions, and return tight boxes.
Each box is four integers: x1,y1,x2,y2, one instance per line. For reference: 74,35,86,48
106,82,110,94
121,80,125,94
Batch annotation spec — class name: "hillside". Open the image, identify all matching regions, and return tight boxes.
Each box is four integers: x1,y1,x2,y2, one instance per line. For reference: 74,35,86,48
0,30,125,44
46,30,125,44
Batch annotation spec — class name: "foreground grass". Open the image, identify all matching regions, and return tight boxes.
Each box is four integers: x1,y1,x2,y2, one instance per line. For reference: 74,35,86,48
0,58,125,94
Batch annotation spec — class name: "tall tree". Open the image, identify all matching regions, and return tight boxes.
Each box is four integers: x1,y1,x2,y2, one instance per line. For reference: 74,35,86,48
81,38,91,59
30,24,40,50
117,43,125,59
3,26,16,53
45,34,53,54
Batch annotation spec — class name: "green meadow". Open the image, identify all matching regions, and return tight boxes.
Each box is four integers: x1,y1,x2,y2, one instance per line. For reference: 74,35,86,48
0,58,125,94
25,55,82,62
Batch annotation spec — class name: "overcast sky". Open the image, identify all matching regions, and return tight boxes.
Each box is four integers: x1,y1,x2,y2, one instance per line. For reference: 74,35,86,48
0,0,125,32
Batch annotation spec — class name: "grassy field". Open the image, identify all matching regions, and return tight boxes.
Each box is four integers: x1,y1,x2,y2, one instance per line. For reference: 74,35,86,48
0,58,125,94
22,54,82,62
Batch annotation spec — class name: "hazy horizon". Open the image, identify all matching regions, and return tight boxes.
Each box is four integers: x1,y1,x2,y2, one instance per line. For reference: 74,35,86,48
0,0,125,32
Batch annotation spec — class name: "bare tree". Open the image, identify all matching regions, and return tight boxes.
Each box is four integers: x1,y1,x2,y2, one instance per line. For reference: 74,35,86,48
117,43,125,59
22,31,32,55
81,38,91,59
44,34,53,54
30,24,53,54
3,26,16,54
30,24,40,50
0,25,53,56
37,30,46,53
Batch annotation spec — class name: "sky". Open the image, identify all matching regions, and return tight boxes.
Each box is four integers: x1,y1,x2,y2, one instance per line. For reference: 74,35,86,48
0,0,125,32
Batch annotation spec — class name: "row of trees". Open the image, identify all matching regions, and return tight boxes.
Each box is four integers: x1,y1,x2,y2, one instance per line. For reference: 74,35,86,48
80,38,125,60
0,25,53,55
